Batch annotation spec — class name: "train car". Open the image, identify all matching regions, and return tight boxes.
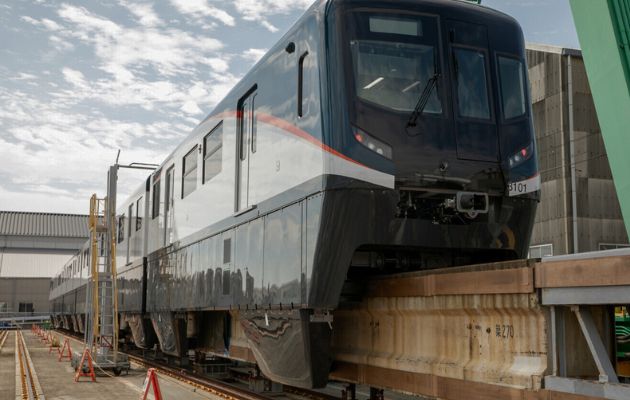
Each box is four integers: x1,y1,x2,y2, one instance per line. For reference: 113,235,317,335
50,0,539,389
49,240,90,333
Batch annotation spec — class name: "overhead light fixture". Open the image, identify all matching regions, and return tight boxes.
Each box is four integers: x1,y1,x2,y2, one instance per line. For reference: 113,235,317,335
363,77,384,90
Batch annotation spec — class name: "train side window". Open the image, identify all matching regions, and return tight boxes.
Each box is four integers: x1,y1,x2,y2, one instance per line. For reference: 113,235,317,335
497,56,526,120
298,51,309,117
203,122,223,183
182,146,198,198
453,47,490,120
152,179,160,219
117,214,125,243
136,197,143,231
239,97,250,161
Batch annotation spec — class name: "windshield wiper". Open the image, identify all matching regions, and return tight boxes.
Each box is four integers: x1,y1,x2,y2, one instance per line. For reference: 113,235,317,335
406,72,440,128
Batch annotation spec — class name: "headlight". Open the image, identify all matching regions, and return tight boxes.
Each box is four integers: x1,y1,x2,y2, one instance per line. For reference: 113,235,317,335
353,126,393,160
508,142,534,168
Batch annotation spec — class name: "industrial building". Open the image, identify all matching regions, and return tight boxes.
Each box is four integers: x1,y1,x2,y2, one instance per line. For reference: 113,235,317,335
0,211,88,314
526,44,629,257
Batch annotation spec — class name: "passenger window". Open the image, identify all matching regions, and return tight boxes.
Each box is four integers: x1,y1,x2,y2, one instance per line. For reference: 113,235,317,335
152,178,160,219
117,214,125,243
453,48,490,120
203,122,223,183
498,56,526,120
136,197,143,231
182,146,198,198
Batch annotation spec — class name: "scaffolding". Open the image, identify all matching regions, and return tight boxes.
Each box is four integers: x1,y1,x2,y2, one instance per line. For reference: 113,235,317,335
76,167,130,376
85,195,119,356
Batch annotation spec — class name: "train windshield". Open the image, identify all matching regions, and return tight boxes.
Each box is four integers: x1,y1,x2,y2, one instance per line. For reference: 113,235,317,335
347,12,442,114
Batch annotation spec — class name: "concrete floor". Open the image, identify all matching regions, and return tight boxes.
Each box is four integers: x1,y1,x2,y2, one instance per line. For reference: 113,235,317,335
0,330,221,400
0,331,15,398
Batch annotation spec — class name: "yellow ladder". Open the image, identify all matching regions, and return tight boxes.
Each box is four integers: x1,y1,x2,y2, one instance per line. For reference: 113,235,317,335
87,194,119,358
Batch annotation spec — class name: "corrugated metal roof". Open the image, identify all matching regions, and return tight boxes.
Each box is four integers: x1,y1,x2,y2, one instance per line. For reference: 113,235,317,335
0,251,74,278
0,211,89,238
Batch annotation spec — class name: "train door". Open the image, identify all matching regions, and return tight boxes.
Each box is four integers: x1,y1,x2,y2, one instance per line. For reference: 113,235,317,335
236,87,257,212
446,20,499,162
164,165,175,245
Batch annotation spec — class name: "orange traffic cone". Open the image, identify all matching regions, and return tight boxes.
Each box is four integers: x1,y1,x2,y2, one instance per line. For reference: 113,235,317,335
140,368,163,400
59,338,72,361
74,348,96,382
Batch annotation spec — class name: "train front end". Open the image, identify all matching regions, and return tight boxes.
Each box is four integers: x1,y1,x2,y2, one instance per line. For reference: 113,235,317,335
313,0,539,300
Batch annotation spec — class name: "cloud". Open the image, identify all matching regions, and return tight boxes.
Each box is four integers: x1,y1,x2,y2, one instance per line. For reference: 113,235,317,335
260,20,279,33
119,1,162,27
181,100,203,115
22,15,63,31
44,3,234,116
49,35,75,52
0,88,181,212
15,73,38,81
0,0,315,214
170,0,235,26
232,0,312,31
57,4,224,77
61,68,87,88
242,48,267,63
41,18,62,31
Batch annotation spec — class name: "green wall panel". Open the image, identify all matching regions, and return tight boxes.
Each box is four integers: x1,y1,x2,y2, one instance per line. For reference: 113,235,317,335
570,0,630,238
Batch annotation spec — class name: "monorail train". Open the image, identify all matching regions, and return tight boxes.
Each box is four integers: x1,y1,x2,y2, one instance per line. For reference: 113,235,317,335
50,0,539,388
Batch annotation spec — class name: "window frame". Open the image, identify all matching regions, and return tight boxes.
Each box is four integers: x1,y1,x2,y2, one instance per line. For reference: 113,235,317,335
528,243,553,259
203,122,224,184
495,53,528,122
182,145,198,199
598,243,630,251
343,10,446,118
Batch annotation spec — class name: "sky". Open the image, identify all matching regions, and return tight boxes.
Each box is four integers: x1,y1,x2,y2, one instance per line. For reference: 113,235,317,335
0,0,579,215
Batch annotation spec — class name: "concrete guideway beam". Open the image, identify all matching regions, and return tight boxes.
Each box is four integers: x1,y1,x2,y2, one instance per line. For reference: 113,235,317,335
331,253,630,400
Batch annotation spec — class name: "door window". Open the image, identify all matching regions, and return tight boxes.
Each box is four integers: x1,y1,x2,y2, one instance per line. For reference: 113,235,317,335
453,48,490,120
236,87,257,212
497,56,526,120
164,166,175,245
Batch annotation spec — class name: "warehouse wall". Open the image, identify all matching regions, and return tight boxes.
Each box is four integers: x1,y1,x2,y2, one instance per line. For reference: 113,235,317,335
526,45,629,256
0,277,51,313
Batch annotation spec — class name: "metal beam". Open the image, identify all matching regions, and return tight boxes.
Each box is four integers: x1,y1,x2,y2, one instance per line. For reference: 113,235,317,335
571,306,619,383
545,376,630,400
542,286,630,305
